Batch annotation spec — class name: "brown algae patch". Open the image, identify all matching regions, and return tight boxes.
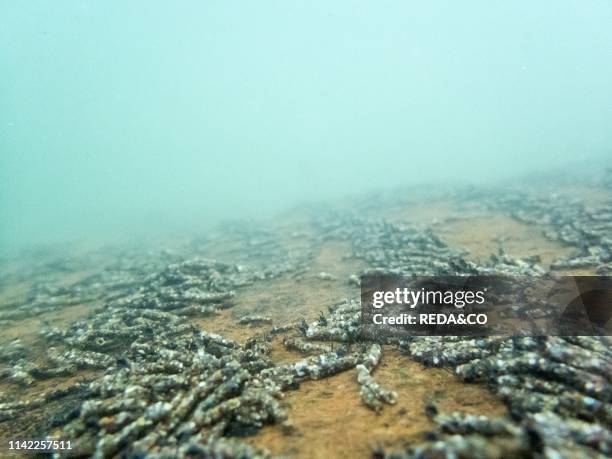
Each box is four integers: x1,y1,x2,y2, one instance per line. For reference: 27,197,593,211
436,214,574,267
249,347,506,458
197,240,365,341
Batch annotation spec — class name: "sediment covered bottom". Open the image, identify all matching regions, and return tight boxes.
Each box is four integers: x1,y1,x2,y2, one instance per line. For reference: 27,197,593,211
1,176,611,458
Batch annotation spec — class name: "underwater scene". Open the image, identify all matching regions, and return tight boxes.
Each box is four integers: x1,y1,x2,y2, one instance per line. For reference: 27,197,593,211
1,2,611,458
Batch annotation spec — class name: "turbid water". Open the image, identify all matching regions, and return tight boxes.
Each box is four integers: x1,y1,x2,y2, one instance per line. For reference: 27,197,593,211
2,2,612,458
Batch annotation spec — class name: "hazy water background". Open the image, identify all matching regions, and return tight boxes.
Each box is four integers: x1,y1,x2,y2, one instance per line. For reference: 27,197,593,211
1,1,611,253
